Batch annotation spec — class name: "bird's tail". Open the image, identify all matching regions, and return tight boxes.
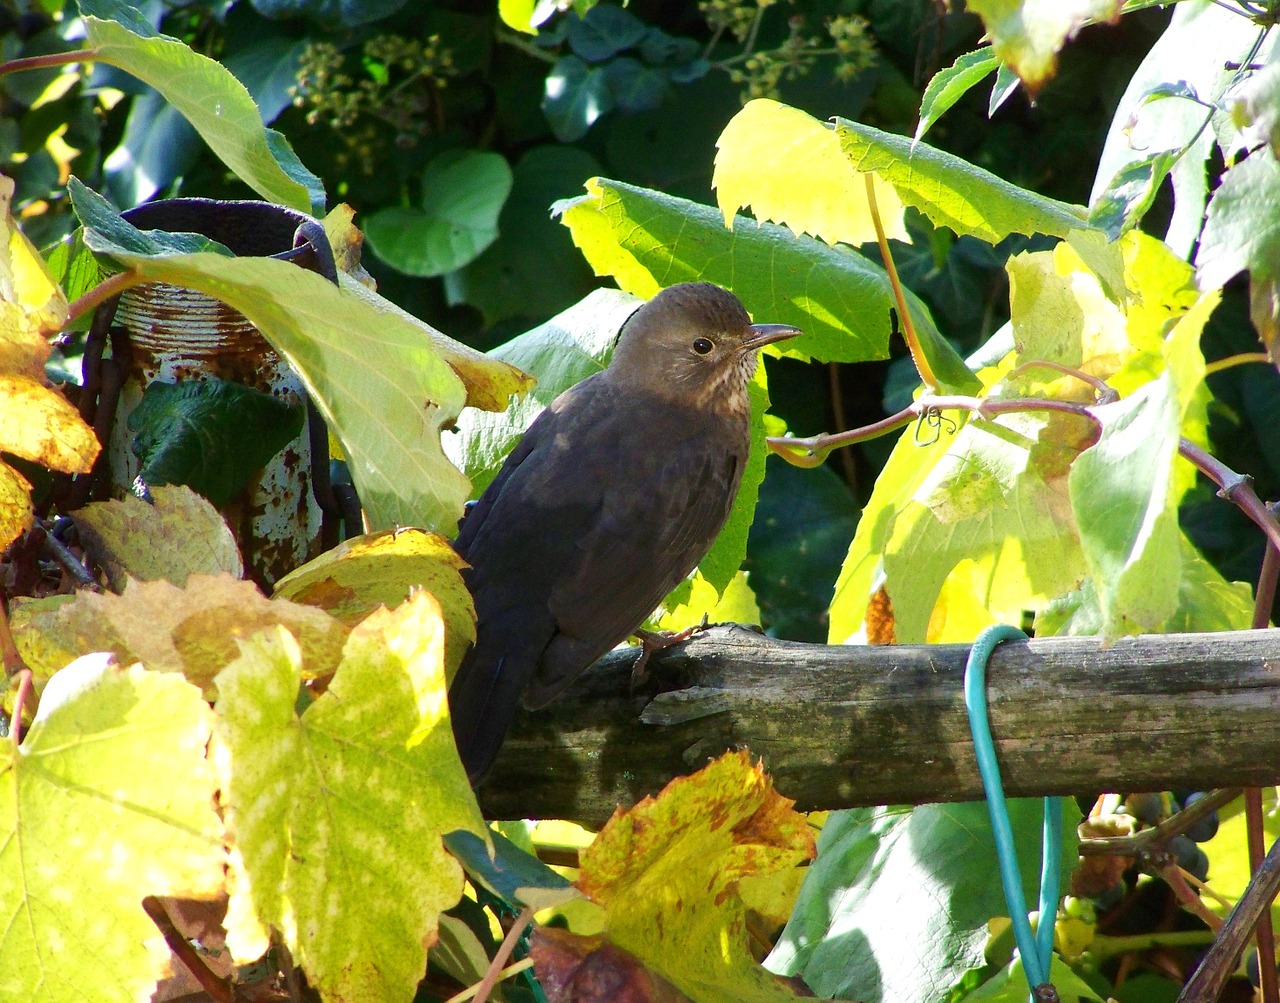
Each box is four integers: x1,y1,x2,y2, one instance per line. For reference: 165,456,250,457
448,625,541,784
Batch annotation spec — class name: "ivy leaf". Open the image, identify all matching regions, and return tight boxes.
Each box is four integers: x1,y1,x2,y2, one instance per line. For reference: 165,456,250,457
445,827,579,911
544,55,614,141
565,5,647,62
916,45,1000,142
79,1,324,214
215,592,487,1003
363,150,514,278
604,56,669,113
769,802,1080,1003
127,378,304,507
0,655,225,1003
569,751,816,1003
1088,146,1182,241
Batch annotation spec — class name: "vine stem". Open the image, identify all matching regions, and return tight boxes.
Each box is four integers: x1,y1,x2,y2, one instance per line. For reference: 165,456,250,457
0,49,98,79
141,897,235,1003
1204,351,1271,376
865,173,939,391
10,670,32,746
458,905,533,1003
66,269,144,326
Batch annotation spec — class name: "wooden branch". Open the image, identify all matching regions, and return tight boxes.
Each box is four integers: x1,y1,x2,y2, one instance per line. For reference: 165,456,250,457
476,625,1280,826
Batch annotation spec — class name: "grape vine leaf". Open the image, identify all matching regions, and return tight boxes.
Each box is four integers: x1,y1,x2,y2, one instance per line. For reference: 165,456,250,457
0,655,225,1003
569,750,817,1003
714,98,909,247
215,592,486,1003
80,239,469,533
767,801,1081,1003
11,572,349,698
68,485,243,590
828,233,1219,644
964,0,1122,97
79,0,324,214
272,527,475,677
0,175,97,549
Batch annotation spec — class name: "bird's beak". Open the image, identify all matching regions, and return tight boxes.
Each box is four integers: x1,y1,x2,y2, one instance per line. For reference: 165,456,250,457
743,323,803,352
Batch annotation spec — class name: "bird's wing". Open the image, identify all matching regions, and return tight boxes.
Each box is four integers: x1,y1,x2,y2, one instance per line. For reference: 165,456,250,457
529,439,741,706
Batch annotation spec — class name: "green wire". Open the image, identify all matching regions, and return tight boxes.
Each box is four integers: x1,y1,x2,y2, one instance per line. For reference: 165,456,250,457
964,624,1062,996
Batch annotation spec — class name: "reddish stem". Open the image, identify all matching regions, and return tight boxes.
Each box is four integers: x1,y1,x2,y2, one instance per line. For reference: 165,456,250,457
141,897,237,1003
66,269,144,326
10,669,31,746
0,49,98,79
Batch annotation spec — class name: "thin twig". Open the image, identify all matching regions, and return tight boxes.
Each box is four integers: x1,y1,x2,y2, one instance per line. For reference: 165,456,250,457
66,269,144,326
10,669,32,746
1079,789,1243,856
1250,525,1280,1003
1204,352,1272,376
40,529,99,591
141,897,237,1003
1179,834,1280,1003
0,602,27,678
443,959,534,1003
1010,360,1120,404
1180,439,1280,554
865,173,938,390
469,906,533,1003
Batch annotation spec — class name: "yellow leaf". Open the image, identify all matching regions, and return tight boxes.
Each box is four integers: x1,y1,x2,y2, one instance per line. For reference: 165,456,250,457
715,99,908,246
577,751,817,1003
273,527,475,677
11,572,348,698
0,374,100,473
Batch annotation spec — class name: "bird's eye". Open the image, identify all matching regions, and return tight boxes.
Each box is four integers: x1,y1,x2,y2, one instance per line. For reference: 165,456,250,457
692,337,714,355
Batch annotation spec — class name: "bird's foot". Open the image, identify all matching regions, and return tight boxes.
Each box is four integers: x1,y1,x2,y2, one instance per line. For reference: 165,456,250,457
630,616,710,688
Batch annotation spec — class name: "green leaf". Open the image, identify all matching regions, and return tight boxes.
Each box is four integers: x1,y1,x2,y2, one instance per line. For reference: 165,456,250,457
0,655,224,1003
834,119,1092,244
239,0,408,27
988,61,1021,115
557,177,969,385
69,176,232,257
566,5,647,61
544,55,614,142
604,56,670,113
767,800,1081,1003
1088,147,1181,242
364,150,514,278
80,8,324,214
215,595,487,1003
1196,151,1280,295
916,46,1000,142
445,828,578,911
127,378,305,507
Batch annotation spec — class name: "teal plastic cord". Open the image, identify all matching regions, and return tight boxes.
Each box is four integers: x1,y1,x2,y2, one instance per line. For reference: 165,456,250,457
964,624,1063,994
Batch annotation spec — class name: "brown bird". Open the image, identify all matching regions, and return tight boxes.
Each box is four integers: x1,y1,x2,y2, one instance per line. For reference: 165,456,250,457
448,282,801,782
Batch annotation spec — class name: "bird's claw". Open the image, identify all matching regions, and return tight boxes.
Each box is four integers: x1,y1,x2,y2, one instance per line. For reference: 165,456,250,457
630,616,711,689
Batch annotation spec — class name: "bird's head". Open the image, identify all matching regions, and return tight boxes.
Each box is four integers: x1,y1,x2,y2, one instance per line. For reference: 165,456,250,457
608,282,801,409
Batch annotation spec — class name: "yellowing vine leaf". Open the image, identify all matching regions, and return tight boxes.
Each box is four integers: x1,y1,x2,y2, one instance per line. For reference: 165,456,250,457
215,591,486,1003
0,655,224,1003
11,573,348,699
69,484,243,589
572,751,817,1003
966,0,1123,96
0,175,96,549
714,99,908,246
273,527,475,676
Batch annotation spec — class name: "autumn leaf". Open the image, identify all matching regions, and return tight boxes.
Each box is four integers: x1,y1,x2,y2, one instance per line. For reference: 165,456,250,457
567,751,820,1003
